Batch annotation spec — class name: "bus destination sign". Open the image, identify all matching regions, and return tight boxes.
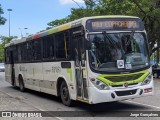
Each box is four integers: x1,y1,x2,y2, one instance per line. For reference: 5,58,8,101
92,21,137,29
87,18,143,31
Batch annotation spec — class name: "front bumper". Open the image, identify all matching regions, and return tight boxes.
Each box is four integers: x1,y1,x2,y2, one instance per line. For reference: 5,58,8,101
88,80,154,104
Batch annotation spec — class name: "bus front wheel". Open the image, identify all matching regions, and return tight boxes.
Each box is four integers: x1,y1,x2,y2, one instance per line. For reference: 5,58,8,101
60,81,74,106
19,76,25,92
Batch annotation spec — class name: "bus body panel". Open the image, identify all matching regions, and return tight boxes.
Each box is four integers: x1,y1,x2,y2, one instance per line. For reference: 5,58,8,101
5,61,77,100
5,64,12,83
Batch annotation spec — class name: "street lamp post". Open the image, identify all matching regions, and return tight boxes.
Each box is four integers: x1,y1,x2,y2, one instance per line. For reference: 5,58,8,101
19,28,23,38
7,9,12,37
24,28,28,37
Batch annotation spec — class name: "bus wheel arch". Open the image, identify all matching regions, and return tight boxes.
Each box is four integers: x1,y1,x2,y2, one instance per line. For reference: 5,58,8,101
57,77,74,106
18,74,25,92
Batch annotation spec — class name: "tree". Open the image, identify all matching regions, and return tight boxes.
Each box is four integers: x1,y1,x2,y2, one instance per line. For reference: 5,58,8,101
0,36,17,62
47,0,160,56
47,7,92,28
131,0,160,54
0,4,6,25
47,0,137,27
47,18,68,28
47,1,95,27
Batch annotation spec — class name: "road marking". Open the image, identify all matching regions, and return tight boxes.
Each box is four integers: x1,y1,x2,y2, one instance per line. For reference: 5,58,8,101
126,100,160,109
18,99,64,120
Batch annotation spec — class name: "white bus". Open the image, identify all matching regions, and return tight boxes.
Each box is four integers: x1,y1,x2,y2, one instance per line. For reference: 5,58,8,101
5,15,153,106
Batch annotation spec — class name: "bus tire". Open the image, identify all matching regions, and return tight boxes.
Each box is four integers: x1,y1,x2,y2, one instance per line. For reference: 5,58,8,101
60,81,74,106
11,69,16,87
13,80,16,87
11,77,16,87
19,76,25,92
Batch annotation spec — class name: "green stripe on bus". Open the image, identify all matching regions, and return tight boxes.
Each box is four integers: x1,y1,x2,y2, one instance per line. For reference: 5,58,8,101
48,24,71,35
93,15,138,19
97,70,149,86
48,28,58,35
67,68,72,81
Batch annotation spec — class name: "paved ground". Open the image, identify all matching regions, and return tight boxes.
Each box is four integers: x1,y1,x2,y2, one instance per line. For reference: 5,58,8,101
0,72,160,120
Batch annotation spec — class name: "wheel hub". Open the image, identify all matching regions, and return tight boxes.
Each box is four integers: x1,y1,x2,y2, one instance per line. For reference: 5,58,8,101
62,87,68,99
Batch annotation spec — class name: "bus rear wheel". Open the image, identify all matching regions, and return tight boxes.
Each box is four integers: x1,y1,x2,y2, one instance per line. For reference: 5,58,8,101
60,81,74,106
19,76,25,92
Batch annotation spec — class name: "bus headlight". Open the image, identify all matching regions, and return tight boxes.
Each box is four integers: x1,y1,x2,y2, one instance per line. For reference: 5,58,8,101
141,74,152,85
90,78,110,90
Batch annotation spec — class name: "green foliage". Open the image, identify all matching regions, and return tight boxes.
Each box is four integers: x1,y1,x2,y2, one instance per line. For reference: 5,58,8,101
47,7,92,28
134,0,160,55
0,4,6,25
0,36,17,62
47,18,68,27
47,0,160,55
93,0,136,15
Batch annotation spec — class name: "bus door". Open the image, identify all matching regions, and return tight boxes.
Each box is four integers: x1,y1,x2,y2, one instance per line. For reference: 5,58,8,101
74,35,88,100
9,49,15,86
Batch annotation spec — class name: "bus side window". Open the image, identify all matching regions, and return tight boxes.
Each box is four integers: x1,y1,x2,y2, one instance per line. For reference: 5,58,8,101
49,36,55,59
32,39,42,61
64,31,70,59
18,45,22,62
55,31,70,59
12,46,18,63
42,35,55,60
55,33,65,59
26,41,33,61
5,48,10,64
22,43,27,62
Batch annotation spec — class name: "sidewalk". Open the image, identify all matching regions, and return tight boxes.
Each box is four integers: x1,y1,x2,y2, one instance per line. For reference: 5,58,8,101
0,90,59,120
0,90,37,111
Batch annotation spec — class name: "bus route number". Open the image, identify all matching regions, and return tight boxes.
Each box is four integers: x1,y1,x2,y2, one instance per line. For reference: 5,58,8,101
52,67,61,73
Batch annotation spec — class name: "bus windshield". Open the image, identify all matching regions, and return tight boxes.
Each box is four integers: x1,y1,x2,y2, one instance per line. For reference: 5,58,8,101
88,32,149,73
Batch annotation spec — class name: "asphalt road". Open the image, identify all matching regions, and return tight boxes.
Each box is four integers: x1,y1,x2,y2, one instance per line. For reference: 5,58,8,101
0,72,160,120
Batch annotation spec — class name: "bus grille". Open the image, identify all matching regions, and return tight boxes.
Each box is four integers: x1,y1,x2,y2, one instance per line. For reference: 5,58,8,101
111,83,138,87
115,89,137,96
104,73,144,82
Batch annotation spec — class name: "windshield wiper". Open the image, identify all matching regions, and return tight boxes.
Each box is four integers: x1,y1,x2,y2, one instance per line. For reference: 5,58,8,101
102,31,117,49
102,31,124,59
125,30,135,46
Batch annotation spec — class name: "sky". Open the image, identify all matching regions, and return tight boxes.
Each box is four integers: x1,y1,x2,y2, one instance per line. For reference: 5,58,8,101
0,0,85,38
